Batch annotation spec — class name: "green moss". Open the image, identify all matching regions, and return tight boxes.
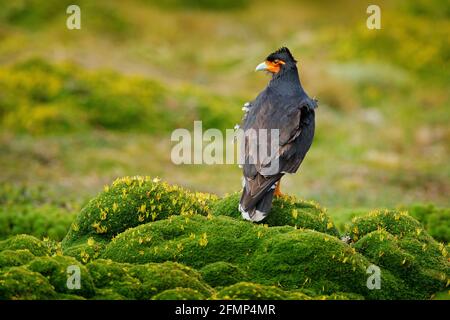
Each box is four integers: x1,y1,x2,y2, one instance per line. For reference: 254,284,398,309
62,176,216,255
102,214,405,298
0,59,241,135
403,204,450,243
214,282,364,300
86,259,212,299
0,266,56,300
0,204,75,241
347,209,429,240
27,255,96,298
349,210,449,299
129,262,213,299
152,288,205,300
62,238,108,264
55,293,87,300
86,259,141,299
91,289,127,300
215,282,291,300
200,262,248,288
0,249,35,268
0,235,49,256
212,192,339,237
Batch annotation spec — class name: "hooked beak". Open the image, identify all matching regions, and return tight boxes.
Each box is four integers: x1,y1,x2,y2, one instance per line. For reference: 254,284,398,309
255,61,268,72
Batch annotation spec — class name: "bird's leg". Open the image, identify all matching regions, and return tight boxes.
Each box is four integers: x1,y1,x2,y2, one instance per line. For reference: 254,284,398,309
274,180,283,197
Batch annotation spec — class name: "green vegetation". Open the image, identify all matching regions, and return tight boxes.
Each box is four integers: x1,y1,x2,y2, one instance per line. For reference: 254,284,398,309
0,59,241,135
200,262,249,288
403,204,450,243
212,192,339,236
62,176,215,262
1,177,449,300
0,234,50,256
347,210,449,299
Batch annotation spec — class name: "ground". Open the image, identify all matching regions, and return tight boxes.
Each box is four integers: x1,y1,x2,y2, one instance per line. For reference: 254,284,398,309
0,177,448,300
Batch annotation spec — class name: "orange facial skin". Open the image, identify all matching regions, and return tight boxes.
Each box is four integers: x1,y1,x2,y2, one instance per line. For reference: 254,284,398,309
265,59,285,73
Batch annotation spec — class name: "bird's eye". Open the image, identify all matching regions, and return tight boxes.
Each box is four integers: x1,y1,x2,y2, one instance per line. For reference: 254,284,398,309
273,59,285,65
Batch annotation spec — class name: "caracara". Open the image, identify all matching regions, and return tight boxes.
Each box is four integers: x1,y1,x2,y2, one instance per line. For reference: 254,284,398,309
239,47,317,222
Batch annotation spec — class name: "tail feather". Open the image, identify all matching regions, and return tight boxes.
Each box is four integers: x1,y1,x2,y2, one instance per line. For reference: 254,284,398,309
239,174,282,222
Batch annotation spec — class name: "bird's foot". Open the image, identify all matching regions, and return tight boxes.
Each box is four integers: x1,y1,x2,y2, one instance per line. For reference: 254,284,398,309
274,181,283,197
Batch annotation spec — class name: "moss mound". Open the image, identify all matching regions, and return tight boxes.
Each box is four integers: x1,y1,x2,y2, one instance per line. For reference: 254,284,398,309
0,266,57,300
216,282,292,300
27,255,96,298
86,259,213,299
62,176,216,260
4,178,449,300
0,235,49,256
101,214,407,298
152,288,205,300
0,249,36,268
212,192,339,236
0,204,75,241
86,259,141,299
348,210,449,299
214,282,364,300
404,204,450,243
200,262,248,288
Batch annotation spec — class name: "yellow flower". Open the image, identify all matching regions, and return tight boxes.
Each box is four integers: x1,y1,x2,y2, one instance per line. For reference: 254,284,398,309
87,237,95,246
199,233,208,247
138,203,146,213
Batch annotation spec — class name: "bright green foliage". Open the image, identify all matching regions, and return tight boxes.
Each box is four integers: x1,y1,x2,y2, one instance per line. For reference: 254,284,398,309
0,235,50,256
101,214,407,298
86,259,212,299
62,238,107,264
214,282,365,300
348,210,450,299
0,266,56,300
2,181,449,300
0,59,242,135
212,192,339,236
0,249,35,268
347,209,425,240
200,262,248,288
86,259,141,299
215,282,292,300
129,262,213,299
404,204,450,243
91,289,126,300
152,288,205,300
0,205,75,241
62,176,216,260
27,255,96,298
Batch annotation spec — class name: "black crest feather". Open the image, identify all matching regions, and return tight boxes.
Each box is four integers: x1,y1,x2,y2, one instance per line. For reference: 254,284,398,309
266,47,297,63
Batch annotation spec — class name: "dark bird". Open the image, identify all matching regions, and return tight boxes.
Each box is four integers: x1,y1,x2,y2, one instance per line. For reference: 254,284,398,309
239,47,317,222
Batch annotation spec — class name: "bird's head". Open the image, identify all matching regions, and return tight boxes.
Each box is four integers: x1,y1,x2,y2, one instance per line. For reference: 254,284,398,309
255,47,297,74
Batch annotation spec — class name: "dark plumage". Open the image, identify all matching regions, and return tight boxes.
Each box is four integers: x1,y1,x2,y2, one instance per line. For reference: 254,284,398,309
239,47,317,222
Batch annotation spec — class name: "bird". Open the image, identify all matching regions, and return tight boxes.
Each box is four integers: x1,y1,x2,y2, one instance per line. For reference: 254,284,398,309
239,47,317,222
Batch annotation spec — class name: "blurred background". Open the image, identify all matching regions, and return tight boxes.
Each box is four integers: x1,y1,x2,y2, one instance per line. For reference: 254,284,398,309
0,0,448,235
